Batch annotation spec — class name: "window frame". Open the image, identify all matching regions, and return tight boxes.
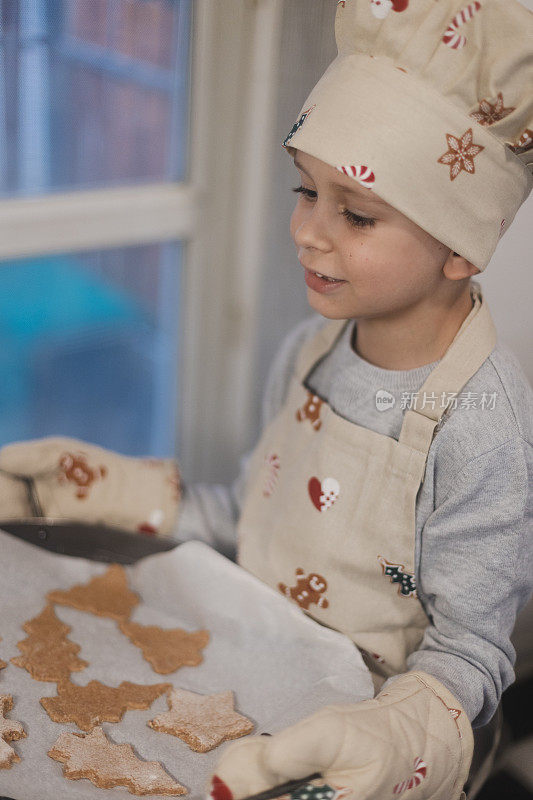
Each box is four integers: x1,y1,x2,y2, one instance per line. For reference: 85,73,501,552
0,0,284,482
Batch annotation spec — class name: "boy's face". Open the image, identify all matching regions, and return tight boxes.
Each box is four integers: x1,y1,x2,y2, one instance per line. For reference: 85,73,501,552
289,150,456,320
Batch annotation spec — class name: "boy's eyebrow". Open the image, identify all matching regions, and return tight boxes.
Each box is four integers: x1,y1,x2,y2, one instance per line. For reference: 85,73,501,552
293,155,387,206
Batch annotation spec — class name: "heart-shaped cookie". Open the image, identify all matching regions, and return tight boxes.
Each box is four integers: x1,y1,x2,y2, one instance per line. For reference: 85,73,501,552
308,476,340,512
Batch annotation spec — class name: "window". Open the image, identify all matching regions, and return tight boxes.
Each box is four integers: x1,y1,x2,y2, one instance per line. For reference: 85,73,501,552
0,0,298,483
0,0,191,458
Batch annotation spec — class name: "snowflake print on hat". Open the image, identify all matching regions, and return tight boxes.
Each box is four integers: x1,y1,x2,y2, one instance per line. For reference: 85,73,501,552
283,104,316,148
370,0,408,19
437,128,484,181
336,164,375,188
469,93,515,126
308,476,340,512
442,2,482,50
378,555,417,597
393,757,428,796
279,568,329,610
263,453,280,498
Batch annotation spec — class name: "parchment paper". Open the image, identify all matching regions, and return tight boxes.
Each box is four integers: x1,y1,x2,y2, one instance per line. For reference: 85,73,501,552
0,529,373,800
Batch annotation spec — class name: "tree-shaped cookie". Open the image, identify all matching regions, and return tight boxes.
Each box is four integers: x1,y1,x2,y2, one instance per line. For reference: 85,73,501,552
47,563,139,620
0,695,26,768
11,603,88,682
48,726,186,795
41,678,171,731
148,688,254,752
119,620,209,674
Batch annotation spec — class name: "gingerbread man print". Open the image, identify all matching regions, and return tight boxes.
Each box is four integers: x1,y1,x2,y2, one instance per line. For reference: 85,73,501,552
279,568,329,610
296,391,324,431
58,452,107,499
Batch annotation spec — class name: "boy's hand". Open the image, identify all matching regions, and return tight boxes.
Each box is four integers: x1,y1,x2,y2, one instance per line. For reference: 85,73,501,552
0,436,181,536
207,672,473,800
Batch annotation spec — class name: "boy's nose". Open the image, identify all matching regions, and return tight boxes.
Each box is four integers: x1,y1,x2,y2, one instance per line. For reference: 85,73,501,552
293,211,332,253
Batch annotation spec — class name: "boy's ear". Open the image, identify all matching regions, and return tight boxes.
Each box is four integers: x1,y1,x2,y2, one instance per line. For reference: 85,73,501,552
444,251,481,279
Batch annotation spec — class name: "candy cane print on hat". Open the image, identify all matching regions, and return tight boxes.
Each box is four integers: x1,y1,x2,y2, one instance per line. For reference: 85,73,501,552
335,164,375,188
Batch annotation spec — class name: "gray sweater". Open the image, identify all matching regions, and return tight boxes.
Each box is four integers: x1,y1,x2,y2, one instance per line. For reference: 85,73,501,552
175,312,533,728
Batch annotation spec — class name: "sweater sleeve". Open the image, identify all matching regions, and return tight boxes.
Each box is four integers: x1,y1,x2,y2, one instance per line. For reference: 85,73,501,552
386,435,533,728
172,314,325,557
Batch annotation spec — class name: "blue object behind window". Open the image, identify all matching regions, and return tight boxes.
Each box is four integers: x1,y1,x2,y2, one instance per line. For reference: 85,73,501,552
0,252,180,457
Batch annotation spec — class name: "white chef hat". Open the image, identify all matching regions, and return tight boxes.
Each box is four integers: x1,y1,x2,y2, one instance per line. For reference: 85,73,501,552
282,0,533,271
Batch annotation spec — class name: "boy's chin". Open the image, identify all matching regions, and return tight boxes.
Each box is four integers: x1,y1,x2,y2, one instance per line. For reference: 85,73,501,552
307,292,354,321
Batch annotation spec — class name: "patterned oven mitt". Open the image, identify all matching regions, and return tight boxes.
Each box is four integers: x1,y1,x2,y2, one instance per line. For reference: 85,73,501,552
0,436,181,537
207,671,473,800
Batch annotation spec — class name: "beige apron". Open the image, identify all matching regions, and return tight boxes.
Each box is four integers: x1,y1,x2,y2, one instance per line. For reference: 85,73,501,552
237,282,496,683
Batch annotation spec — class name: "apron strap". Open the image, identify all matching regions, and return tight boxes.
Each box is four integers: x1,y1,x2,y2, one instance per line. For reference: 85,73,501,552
398,280,497,455
295,317,348,384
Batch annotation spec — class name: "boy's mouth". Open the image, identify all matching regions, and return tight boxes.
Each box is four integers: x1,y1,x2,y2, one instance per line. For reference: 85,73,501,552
312,271,344,283
303,267,348,293
299,257,345,284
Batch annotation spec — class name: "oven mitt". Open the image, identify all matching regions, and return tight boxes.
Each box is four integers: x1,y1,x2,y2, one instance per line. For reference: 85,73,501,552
0,436,181,536
207,671,473,800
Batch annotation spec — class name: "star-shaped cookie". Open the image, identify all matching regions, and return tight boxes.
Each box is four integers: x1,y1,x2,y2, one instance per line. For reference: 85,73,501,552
437,128,484,181
148,688,254,752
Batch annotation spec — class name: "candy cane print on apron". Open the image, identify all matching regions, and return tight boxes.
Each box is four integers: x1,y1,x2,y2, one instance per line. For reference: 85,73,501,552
237,281,497,679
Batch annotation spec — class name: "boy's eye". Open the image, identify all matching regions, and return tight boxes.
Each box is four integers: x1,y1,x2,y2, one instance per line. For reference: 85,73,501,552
291,185,376,229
